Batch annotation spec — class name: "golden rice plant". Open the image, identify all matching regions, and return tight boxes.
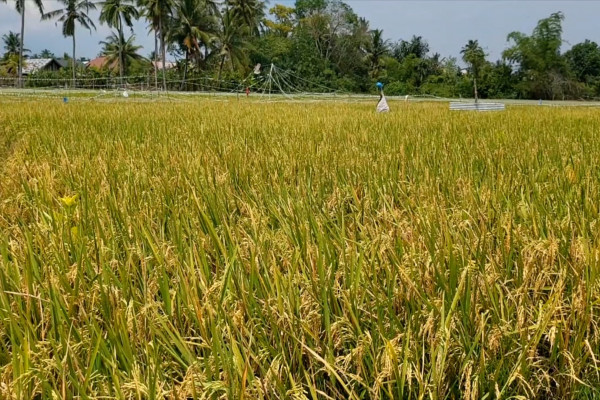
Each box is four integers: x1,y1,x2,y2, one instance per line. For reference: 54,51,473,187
0,99,599,399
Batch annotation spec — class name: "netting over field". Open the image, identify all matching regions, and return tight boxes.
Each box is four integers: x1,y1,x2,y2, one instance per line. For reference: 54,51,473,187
0,64,346,99
3,64,600,107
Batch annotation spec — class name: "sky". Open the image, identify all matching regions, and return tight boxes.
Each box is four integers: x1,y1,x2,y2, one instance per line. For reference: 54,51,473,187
1,0,599,64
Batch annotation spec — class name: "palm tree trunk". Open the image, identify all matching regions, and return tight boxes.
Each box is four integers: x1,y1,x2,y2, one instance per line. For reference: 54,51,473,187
119,30,124,87
118,16,124,87
473,77,478,103
119,32,125,87
18,1,25,88
72,31,76,88
180,50,188,91
217,54,225,89
153,30,158,90
159,16,167,92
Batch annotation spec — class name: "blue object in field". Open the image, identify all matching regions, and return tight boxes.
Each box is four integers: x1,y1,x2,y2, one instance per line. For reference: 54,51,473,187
376,82,384,89
63,97,68,103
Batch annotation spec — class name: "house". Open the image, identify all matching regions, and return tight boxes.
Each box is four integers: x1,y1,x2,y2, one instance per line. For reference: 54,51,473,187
87,56,117,71
56,58,86,69
151,60,177,70
22,58,63,75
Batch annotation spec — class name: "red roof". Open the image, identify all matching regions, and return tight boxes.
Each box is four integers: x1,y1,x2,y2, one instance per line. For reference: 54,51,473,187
87,56,117,71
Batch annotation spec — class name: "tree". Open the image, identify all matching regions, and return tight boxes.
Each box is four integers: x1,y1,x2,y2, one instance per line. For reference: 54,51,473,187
99,0,140,85
216,10,250,83
294,0,326,19
43,0,97,86
503,12,567,99
0,54,21,76
564,40,600,83
228,0,266,36
461,39,486,101
139,0,160,88
39,49,56,58
100,32,145,76
287,0,369,90
478,61,518,99
1,0,44,87
366,29,389,78
138,0,173,90
169,0,218,88
296,1,359,65
2,32,27,57
393,35,429,62
264,4,295,37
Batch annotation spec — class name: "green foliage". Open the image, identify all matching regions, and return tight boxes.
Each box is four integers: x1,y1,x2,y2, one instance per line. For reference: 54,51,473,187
42,0,97,38
264,4,295,37
215,9,251,81
565,40,600,83
393,35,430,61
0,53,20,76
478,61,519,99
294,0,326,18
250,34,292,67
228,0,265,36
168,0,218,64
381,80,411,96
42,0,98,83
2,31,26,57
99,0,139,31
461,40,485,78
39,49,55,58
365,29,389,78
503,12,577,99
99,0,140,80
461,39,486,100
100,31,146,76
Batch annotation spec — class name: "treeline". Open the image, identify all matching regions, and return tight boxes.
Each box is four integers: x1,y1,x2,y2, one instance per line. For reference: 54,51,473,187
1,0,600,99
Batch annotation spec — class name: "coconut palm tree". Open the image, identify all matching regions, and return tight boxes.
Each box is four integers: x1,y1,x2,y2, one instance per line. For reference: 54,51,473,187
366,29,390,79
39,49,55,58
138,0,160,89
99,0,140,85
0,54,21,76
100,32,145,76
169,0,218,89
138,0,173,91
2,31,27,57
461,39,486,102
42,0,97,86
216,9,249,84
227,0,265,36
0,0,43,87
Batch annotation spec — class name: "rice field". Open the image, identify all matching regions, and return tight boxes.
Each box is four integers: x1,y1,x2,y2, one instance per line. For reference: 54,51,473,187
1,99,599,399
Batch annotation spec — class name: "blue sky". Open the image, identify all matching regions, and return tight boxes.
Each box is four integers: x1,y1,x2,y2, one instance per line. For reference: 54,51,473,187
1,0,599,63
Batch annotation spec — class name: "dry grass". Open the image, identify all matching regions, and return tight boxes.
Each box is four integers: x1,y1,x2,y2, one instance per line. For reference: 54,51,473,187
0,99,599,399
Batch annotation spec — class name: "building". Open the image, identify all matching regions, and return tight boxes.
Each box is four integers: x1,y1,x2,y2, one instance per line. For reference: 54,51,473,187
87,56,117,71
22,58,63,75
151,60,177,70
56,58,86,70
